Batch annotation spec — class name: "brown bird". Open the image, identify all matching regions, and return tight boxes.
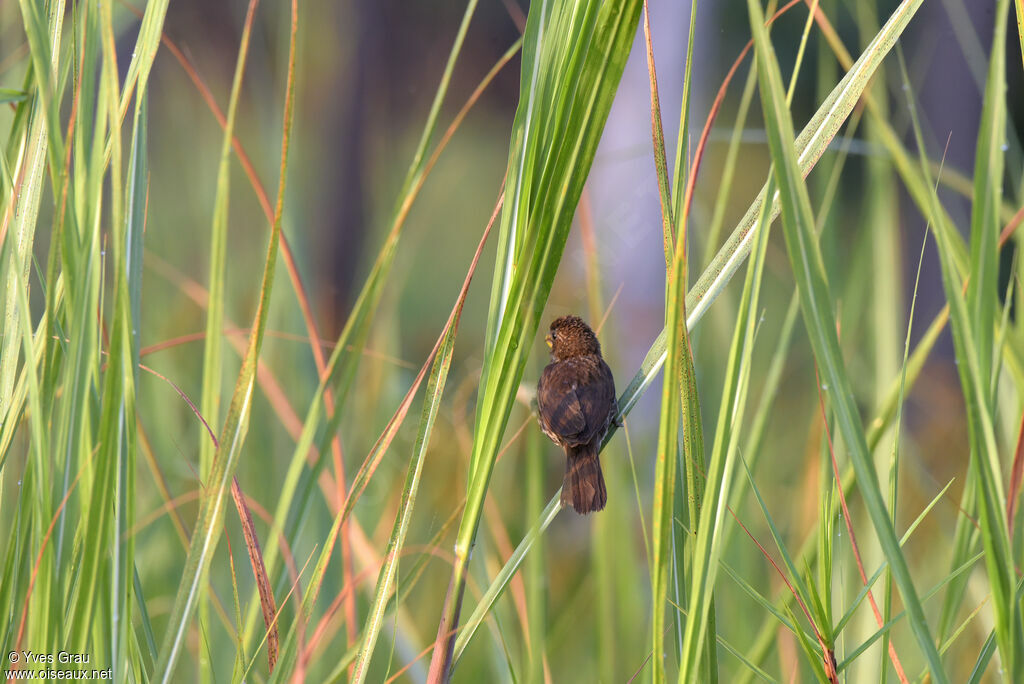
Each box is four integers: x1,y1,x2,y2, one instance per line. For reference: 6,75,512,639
537,315,618,514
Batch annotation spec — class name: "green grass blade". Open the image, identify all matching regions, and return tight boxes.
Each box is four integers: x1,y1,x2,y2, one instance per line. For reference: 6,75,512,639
199,0,258,480
643,0,705,677
115,0,169,120
153,3,298,679
1015,2,1024,78
968,0,1008,393
898,12,1022,677
351,302,463,683
452,494,562,664
676,162,774,682
642,1,676,273
525,423,547,683
669,0,699,228
66,0,132,665
2,0,66,419
108,83,148,682
193,10,257,673
744,0,946,680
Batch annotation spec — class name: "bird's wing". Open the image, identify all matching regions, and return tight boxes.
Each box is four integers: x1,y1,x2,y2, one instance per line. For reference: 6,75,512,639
575,358,617,440
537,363,587,444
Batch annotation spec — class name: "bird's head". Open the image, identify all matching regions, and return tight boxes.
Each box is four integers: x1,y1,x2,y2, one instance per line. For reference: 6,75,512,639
546,315,601,361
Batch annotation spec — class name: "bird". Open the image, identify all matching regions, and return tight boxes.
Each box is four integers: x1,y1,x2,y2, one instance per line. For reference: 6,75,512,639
536,315,618,514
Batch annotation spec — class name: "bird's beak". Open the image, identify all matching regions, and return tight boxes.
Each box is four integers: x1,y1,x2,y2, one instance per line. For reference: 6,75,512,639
545,334,553,348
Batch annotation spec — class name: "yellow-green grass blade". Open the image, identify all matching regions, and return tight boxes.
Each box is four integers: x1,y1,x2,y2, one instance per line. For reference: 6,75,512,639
199,0,259,482
525,421,547,683
669,0,699,230
880,211,930,682
2,0,66,422
1016,2,1024,77
642,1,675,274
0,88,27,105
899,17,1022,679
98,1,169,166
966,632,999,684
49,7,101,547
351,298,463,683
675,168,775,681
968,0,1008,396
643,0,705,676
195,8,258,673
65,0,131,664
0,273,51,467
702,62,757,270
0,351,46,671
745,0,946,680
8,230,46,480
112,86,148,682
671,2,711,675
846,5,909,676
0,459,33,676
835,551,985,673
153,2,297,680
115,0,169,121
452,493,562,665
12,0,66,185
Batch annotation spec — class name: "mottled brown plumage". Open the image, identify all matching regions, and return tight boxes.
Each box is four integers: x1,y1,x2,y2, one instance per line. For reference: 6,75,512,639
537,315,617,514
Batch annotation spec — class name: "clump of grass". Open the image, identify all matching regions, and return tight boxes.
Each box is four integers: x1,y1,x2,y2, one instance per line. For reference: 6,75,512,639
1,0,1022,682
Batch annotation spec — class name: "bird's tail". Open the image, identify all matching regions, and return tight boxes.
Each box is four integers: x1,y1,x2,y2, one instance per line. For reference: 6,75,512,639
561,444,607,514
